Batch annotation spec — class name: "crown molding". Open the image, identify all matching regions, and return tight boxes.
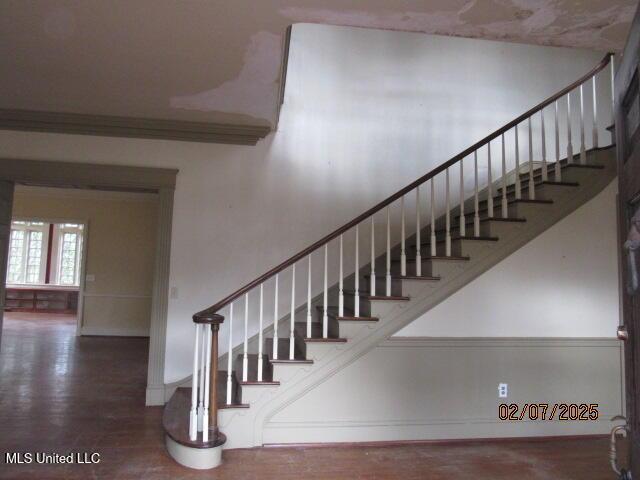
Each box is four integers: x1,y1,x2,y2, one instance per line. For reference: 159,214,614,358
0,108,271,146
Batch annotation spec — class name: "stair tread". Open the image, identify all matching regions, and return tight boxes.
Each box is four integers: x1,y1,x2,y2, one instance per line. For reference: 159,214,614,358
316,305,379,321
434,235,498,245
430,217,526,237
337,316,379,321
502,180,579,190
364,273,440,281
219,402,250,409
269,357,313,364
295,321,347,342
396,255,470,262
344,291,410,301
233,354,279,385
462,199,553,219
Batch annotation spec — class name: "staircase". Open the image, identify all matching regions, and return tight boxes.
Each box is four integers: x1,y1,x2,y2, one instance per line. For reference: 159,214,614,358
163,53,617,469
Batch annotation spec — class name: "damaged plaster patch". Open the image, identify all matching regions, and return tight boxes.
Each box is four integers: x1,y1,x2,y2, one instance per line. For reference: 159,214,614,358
170,31,281,124
280,0,635,51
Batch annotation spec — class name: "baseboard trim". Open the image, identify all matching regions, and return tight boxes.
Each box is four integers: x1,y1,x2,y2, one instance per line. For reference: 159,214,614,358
262,433,610,450
80,325,149,337
146,384,167,406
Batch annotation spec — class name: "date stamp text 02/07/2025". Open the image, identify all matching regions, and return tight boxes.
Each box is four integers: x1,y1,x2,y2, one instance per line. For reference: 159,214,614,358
498,403,600,421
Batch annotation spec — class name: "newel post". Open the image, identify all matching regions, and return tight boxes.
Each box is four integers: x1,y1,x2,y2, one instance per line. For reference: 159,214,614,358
193,310,226,446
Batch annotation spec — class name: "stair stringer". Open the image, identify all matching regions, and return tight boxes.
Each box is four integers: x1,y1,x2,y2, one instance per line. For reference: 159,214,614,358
218,147,616,449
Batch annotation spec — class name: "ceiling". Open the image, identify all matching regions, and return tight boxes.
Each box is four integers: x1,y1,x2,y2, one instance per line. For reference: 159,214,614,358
0,0,636,142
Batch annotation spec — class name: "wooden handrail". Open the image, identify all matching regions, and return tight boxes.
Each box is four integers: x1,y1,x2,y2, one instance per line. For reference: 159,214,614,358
194,52,613,321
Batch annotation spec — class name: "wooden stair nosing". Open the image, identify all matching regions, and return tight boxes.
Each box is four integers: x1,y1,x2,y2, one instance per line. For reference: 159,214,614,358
269,356,314,365
343,290,410,301
364,273,440,281
219,402,250,409
432,235,498,245
336,315,379,322
304,337,348,343
431,217,526,236
460,199,553,220
395,255,470,263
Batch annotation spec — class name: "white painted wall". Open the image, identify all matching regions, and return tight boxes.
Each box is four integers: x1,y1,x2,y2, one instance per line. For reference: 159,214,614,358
398,180,620,337
0,24,612,383
266,338,623,443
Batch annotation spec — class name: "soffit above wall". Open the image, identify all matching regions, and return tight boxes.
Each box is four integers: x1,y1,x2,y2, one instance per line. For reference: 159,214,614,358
0,0,635,145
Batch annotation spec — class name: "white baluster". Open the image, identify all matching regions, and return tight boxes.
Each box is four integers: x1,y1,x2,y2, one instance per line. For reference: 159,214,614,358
273,276,279,359
323,244,328,338
487,142,493,218
501,134,507,218
515,125,521,199
445,169,451,256
527,118,535,199
555,101,561,181
197,324,205,430
400,196,406,276
202,325,211,442
189,323,200,440
459,158,466,236
370,216,376,295
474,151,480,237
567,92,574,163
386,207,391,295
430,179,436,257
242,293,249,382
541,109,547,181
416,186,422,275
579,84,586,164
290,264,295,360
306,255,312,337
592,74,599,149
339,235,344,317
226,303,234,405
257,284,264,382
354,225,360,317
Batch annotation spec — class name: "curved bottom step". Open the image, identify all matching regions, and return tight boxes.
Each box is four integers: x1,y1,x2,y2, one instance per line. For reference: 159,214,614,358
165,435,224,470
163,387,227,470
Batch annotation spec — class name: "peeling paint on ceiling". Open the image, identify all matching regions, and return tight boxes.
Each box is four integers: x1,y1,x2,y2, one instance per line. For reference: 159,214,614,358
170,31,282,122
280,0,635,52
0,0,635,129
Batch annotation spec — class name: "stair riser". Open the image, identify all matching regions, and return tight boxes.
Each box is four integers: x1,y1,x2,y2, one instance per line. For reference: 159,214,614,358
358,277,404,297
390,259,462,277
306,313,341,338
343,295,371,317
496,183,577,202
265,337,303,361
439,238,497,257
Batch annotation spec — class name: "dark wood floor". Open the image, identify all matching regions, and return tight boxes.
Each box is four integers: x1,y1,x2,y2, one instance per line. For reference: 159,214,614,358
0,312,620,479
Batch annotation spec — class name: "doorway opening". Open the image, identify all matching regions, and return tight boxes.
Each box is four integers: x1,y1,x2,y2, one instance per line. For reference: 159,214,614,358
3,185,159,341
5,217,87,334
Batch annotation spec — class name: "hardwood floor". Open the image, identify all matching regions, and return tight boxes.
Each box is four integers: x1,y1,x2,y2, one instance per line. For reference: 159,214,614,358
0,312,619,479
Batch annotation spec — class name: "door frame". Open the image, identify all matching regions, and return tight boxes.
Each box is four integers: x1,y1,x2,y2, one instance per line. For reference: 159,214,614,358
0,157,178,406
615,6,640,476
